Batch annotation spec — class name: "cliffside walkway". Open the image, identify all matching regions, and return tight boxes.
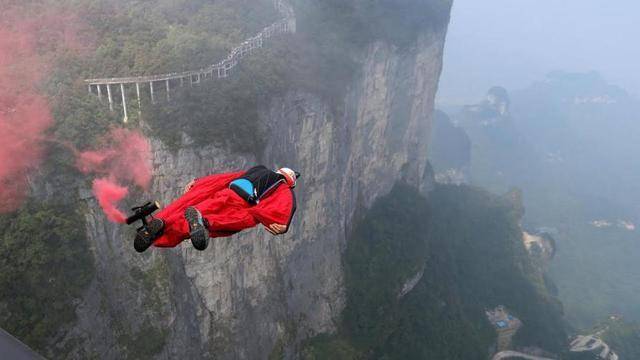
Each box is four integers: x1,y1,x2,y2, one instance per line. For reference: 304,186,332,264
84,0,296,123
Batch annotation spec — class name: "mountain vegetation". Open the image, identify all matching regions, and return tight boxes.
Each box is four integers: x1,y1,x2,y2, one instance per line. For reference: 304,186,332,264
303,183,567,359
444,73,640,328
294,0,451,48
0,0,285,353
600,317,640,359
0,199,94,351
45,0,455,156
0,0,581,358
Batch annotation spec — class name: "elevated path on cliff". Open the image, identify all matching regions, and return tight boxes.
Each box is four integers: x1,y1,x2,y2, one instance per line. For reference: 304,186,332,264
84,0,296,122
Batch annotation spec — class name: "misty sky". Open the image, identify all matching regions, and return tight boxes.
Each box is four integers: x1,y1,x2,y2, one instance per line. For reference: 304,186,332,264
437,0,640,104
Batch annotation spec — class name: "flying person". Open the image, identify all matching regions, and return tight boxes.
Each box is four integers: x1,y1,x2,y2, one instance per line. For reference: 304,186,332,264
132,165,299,253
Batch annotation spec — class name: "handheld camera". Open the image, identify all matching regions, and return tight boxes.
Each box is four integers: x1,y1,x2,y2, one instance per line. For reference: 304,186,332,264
126,201,160,227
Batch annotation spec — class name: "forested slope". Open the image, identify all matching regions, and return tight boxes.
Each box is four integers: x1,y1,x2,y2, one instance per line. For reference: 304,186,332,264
303,184,567,359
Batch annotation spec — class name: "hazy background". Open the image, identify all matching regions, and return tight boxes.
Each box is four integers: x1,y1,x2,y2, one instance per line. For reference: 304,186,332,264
430,0,640,330
438,0,640,104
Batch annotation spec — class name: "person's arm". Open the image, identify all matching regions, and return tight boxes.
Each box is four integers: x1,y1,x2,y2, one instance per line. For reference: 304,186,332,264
183,179,196,193
250,185,297,235
265,223,288,235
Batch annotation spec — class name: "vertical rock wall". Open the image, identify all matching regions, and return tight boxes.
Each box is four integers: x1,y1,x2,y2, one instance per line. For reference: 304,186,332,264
63,27,448,360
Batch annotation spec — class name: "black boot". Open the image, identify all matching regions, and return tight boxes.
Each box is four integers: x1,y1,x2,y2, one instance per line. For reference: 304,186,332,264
185,207,210,251
134,218,164,253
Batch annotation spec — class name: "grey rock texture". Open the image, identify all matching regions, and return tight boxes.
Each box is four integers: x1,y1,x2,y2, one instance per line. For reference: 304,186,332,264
429,110,471,184
60,29,448,359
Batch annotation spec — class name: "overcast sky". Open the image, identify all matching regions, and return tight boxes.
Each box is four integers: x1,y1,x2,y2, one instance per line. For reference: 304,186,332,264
437,0,640,104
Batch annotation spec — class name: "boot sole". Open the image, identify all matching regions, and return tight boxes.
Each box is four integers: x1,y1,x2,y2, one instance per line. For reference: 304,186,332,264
185,207,209,251
134,218,164,253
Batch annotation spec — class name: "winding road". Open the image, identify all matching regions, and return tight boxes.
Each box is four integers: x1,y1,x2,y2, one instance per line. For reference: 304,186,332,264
570,335,618,360
492,350,554,360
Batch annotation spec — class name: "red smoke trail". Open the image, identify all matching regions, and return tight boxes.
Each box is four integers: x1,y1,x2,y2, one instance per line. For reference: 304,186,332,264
0,4,152,221
0,25,51,212
0,5,89,213
0,94,52,212
77,128,153,189
93,178,129,223
77,128,153,223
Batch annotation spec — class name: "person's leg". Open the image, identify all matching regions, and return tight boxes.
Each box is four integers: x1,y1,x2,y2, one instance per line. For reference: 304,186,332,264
183,189,259,250
195,189,258,233
155,183,214,221
134,218,164,253
139,187,211,250
185,206,209,251
148,189,258,250
180,190,232,250
152,213,190,248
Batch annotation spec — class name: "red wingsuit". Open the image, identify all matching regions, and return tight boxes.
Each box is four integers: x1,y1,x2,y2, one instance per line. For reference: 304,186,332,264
152,171,296,248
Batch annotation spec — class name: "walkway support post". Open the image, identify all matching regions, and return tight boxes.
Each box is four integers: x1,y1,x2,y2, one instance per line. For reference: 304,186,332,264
136,82,141,115
166,79,170,101
120,83,128,123
150,81,155,104
107,84,114,112
97,84,102,101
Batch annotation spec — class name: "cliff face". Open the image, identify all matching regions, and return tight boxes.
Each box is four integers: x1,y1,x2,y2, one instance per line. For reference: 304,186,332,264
61,28,448,360
429,110,471,185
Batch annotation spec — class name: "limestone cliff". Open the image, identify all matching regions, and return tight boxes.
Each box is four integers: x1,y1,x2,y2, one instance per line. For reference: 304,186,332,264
60,26,448,360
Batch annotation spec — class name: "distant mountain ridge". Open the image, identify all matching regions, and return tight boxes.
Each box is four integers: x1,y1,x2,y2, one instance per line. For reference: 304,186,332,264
434,72,640,330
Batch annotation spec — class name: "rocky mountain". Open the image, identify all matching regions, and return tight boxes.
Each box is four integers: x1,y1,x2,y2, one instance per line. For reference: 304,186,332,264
443,73,640,330
42,1,450,358
428,110,471,184
0,1,579,359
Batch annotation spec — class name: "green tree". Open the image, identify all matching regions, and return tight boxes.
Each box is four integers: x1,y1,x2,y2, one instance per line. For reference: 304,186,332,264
0,200,94,351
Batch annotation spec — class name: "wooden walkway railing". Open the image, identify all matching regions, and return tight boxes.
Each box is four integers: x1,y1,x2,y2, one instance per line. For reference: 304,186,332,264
85,0,296,122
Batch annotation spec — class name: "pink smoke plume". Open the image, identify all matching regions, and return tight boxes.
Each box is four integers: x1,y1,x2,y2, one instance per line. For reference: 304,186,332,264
77,128,153,223
93,178,129,223
0,5,90,213
0,94,52,212
0,5,151,221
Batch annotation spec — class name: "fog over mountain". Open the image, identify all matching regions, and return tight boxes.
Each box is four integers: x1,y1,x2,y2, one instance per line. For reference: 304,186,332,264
438,0,640,103
2,0,640,359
